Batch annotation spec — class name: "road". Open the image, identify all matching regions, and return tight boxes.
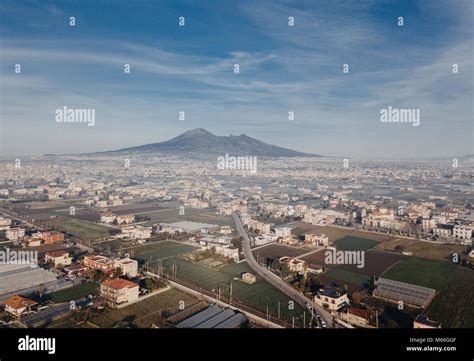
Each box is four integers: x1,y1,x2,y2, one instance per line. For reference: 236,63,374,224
0,207,45,231
233,213,334,328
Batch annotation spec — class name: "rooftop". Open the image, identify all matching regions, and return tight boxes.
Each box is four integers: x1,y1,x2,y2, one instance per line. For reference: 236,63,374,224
45,250,69,258
318,287,344,299
3,295,37,310
102,278,138,290
414,314,441,328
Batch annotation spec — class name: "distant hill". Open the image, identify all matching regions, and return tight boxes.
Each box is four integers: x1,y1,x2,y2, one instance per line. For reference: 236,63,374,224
111,128,319,157
459,154,474,163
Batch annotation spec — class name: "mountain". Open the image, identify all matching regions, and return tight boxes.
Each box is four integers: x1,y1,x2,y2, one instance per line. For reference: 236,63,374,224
459,154,474,164
113,128,319,157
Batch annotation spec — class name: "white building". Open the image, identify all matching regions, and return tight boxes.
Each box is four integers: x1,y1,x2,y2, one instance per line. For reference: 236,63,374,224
120,225,152,240
305,233,329,246
100,278,139,307
114,258,139,277
314,287,350,313
219,226,233,235
44,250,72,267
116,214,135,224
422,218,436,231
253,234,278,246
279,257,307,275
274,227,292,237
433,226,453,238
100,212,116,224
0,217,11,230
6,227,25,241
207,245,239,263
2,295,37,318
453,225,472,242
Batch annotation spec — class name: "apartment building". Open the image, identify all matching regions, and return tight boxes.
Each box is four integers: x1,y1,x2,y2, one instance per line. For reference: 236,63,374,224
116,214,135,224
2,295,38,318
433,225,453,238
34,231,65,244
274,227,292,237
120,225,152,240
6,227,25,241
114,258,139,277
305,233,329,246
314,287,350,313
100,278,139,307
45,250,72,267
453,225,472,242
279,257,307,275
84,255,115,272
0,217,11,230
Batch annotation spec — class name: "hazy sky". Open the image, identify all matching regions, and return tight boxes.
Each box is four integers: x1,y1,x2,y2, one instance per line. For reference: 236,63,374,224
0,0,473,157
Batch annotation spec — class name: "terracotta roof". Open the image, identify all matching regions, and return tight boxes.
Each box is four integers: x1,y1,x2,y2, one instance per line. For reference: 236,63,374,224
45,250,69,258
102,278,138,290
64,264,87,271
3,295,37,310
348,306,368,319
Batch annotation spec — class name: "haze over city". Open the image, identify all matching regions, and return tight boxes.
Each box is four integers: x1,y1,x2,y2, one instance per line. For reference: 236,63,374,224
1,0,472,157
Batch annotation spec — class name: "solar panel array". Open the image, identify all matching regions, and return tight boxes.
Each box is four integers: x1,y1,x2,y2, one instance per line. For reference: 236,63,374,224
373,278,436,308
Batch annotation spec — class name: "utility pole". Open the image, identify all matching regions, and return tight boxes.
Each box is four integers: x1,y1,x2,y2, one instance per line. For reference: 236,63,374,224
278,301,281,319
292,316,295,329
303,312,306,328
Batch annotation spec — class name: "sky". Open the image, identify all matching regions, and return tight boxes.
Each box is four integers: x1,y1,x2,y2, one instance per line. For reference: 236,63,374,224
0,0,473,158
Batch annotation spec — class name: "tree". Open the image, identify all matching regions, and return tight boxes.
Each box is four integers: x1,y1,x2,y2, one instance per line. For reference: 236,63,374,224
115,266,123,277
352,291,362,304
144,277,156,290
394,245,406,254
87,269,106,282
298,277,306,291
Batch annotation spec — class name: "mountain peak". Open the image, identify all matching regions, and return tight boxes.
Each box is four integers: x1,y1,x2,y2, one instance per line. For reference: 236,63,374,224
181,128,214,137
115,129,319,158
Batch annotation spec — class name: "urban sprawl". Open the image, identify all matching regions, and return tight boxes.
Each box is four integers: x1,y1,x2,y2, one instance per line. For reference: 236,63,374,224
0,155,472,329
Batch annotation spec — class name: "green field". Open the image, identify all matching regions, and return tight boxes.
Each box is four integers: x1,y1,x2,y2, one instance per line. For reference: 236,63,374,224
162,257,307,323
90,288,200,328
381,257,457,290
428,268,474,327
55,219,112,240
49,282,99,303
334,236,381,252
323,268,372,287
134,241,197,260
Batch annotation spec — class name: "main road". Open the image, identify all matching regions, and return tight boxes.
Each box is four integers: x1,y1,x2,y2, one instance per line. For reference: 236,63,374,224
233,213,334,328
